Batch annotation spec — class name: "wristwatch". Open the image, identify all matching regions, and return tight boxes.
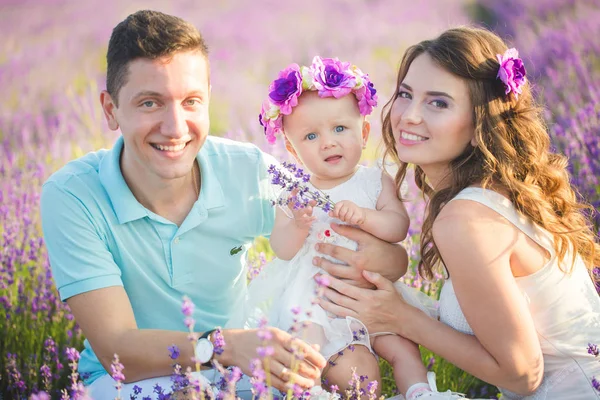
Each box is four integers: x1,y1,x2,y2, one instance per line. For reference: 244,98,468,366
195,329,216,367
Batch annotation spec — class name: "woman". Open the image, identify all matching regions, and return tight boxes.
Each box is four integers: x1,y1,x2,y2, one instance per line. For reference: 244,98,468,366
313,26,600,399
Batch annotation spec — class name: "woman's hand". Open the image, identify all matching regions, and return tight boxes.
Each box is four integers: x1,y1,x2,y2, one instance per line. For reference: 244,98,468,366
312,223,408,288
316,270,417,335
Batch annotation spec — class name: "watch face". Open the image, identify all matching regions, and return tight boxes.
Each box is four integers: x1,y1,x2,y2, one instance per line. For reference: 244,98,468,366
195,338,214,364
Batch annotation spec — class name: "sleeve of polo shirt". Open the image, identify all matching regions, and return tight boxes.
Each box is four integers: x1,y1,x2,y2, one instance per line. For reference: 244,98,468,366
41,181,123,301
257,150,278,238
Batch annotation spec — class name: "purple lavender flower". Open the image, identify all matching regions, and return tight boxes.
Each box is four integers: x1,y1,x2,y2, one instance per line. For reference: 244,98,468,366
593,377,600,392
257,328,273,342
427,356,436,370
31,392,51,400
268,162,335,213
213,328,226,355
366,380,378,399
315,275,330,289
181,296,195,317
65,347,80,362
588,343,600,357
249,358,268,398
257,346,274,358
111,353,125,392
168,345,180,360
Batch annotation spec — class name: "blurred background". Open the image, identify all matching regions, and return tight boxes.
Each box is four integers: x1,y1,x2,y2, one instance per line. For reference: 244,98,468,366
1,0,599,398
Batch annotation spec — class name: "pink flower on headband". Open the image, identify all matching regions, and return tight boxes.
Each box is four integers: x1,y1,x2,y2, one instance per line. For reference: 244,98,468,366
311,56,356,98
259,100,282,144
268,64,302,115
496,48,527,99
355,80,378,116
259,56,377,143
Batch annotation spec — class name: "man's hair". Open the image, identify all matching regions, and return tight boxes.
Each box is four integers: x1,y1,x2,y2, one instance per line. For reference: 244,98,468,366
106,10,209,105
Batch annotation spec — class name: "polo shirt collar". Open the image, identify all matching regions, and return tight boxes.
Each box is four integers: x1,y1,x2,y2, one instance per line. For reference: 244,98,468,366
99,136,148,224
99,136,225,225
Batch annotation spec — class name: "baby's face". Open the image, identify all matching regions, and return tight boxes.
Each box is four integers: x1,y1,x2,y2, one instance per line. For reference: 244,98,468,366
283,91,369,189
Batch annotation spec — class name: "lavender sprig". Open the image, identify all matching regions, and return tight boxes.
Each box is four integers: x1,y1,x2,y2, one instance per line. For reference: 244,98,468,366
268,162,335,213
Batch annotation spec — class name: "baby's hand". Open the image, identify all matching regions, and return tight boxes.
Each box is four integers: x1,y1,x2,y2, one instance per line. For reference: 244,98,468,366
330,200,366,225
287,191,316,230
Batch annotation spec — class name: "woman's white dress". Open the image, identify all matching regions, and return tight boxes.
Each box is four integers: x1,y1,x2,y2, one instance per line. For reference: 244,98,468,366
438,187,600,399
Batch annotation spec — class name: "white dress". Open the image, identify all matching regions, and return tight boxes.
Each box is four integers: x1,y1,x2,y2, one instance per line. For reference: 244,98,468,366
438,187,600,399
227,166,438,360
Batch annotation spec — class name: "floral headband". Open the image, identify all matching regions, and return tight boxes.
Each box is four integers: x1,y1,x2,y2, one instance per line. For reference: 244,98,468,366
259,56,378,144
496,48,527,100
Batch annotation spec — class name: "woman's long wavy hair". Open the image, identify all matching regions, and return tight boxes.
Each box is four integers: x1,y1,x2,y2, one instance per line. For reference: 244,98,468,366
381,26,600,280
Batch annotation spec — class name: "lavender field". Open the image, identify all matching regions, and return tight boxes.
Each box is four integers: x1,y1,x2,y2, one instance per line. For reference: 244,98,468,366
1,0,598,398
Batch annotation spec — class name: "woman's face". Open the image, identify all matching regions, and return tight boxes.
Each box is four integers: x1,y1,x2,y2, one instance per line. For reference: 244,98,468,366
390,53,475,187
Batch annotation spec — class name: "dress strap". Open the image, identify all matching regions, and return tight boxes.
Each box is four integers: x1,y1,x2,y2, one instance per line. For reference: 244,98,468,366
449,187,555,258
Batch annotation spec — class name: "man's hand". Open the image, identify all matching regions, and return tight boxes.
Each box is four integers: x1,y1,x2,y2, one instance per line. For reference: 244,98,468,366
221,328,326,393
329,200,366,226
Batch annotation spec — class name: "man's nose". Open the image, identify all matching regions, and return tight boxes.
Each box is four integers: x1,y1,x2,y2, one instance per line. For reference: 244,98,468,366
161,106,188,138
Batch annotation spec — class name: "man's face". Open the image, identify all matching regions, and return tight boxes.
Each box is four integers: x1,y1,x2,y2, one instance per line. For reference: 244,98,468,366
102,50,211,182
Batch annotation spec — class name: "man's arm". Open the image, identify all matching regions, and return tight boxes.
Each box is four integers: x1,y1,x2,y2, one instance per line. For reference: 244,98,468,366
67,287,196,382
41,182,196,381
42,181,325,389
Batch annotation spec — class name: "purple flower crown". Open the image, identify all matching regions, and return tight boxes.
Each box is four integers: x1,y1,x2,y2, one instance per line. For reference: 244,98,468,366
259,56,378,144
496,48,527,100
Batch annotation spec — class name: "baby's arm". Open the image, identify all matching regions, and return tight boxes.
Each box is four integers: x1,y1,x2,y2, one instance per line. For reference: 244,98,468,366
269,196,316,261
331,172,409,243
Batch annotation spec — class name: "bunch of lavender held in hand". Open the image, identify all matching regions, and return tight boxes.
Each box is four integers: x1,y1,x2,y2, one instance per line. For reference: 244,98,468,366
268,162,335,213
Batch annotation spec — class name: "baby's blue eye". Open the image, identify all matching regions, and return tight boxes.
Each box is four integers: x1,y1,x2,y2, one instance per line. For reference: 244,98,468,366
306,133,317,140
334,126,345,133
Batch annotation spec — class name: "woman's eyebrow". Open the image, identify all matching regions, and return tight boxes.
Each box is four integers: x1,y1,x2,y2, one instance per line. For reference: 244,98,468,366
400,83,454,100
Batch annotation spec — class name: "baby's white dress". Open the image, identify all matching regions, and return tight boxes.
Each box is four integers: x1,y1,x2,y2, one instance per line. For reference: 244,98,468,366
227,165,437,360
439,187,600,399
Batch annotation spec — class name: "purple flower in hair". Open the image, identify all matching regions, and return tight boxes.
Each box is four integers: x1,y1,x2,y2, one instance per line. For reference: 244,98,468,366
496,48,527,99
268,64,302,114
311,56,357,98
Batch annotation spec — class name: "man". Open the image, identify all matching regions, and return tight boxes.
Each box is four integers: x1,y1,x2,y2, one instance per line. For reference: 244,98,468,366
41,10,408,399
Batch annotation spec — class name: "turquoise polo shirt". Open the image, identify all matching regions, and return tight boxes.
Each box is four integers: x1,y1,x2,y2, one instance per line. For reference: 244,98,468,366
41,136,276,384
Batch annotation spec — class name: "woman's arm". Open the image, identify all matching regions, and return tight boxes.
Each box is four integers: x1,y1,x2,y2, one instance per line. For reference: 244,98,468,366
318,201,544,395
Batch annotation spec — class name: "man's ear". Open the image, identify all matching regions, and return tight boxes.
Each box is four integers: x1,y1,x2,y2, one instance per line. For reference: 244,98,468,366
362,119,371,148
100,90,120,131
